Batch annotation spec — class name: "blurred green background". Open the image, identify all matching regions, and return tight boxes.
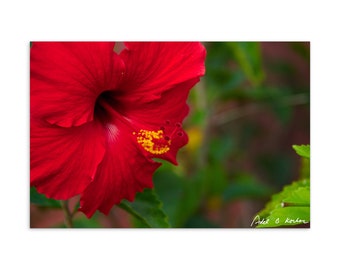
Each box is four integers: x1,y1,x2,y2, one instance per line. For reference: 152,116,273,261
30,42,310,228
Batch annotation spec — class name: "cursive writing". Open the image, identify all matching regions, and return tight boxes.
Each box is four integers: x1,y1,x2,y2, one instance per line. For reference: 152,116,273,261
250,215,309,227
284,217,308,224
250,215,269,227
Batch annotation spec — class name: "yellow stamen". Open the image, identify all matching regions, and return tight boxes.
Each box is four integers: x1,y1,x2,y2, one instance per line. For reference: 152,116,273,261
134,129,171,155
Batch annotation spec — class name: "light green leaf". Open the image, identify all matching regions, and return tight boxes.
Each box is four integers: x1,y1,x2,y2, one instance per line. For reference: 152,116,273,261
282,186,310,206
118,188,170,228
254,179,310,228
292,144,310,159
30,187,61,208
255,207,309,228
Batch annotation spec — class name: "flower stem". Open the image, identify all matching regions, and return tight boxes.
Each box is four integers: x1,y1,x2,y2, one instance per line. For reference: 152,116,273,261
195,75,209,167
61,200,73,228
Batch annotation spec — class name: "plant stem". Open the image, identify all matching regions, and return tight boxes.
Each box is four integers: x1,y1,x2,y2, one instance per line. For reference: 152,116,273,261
195,76,209,167
61,200,73,228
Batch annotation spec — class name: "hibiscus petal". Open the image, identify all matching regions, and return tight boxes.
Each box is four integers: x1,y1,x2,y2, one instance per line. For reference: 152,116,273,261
123,78,200,165
30,42,125,127
79,120,161,218
30,118,106,199
119,42,206,103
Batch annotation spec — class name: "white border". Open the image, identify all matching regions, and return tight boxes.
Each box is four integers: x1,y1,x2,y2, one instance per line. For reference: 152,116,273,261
1,0,339,269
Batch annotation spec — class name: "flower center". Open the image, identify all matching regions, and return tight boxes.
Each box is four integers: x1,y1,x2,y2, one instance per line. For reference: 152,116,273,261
133,120,183,155
94,90,121,122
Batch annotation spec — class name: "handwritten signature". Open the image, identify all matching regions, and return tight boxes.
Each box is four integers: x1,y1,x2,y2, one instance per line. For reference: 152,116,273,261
250,215,308,227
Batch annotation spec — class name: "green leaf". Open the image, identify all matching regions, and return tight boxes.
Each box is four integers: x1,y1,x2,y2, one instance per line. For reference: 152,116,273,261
254,179,310,227
153,169,184,226
175,173,206,226
292,144,310,159
118,188,170,228
30,187,61,208
254,207,309,228
257,179,309,217
153,168,206,227
299,157,310,179
282,186,310,206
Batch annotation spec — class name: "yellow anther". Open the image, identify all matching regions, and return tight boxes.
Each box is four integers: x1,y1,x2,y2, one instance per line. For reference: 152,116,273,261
134,129,171,155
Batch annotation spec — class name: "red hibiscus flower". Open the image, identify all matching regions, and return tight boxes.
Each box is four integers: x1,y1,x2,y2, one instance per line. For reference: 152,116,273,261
30,42,206,218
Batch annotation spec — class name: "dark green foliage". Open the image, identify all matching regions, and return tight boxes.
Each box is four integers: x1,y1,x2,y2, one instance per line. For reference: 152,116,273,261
119,188,170,228
30,187,61,208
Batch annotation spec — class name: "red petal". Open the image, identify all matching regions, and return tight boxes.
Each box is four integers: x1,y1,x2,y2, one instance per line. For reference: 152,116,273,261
30,42,125,127
30,118,106,199
118,42,206,103
124,78,199,164
79,119,161,218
